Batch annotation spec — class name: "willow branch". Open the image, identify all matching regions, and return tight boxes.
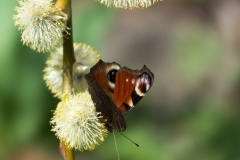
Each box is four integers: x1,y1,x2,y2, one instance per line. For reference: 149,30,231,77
55,0,75,159
59,141,75,160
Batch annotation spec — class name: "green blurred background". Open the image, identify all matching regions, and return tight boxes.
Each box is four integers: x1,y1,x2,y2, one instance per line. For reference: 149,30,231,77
1,0,240,159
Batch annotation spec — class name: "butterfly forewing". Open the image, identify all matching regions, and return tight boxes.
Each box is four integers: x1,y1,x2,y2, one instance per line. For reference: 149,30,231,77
113,66,154,114
89,60,121,98
113,68,136,113
85,73,126,132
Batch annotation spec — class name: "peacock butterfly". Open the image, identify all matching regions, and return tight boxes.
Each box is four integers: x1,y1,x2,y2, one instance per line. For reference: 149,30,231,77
84,59,154,132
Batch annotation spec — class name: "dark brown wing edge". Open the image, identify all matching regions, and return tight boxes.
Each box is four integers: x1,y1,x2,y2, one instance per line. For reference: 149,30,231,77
84,72,126,132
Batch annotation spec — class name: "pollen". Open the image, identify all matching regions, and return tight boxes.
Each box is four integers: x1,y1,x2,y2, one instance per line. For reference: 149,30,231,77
97,0,161,9
50,92,108,151
43,43,100,98
13,0,68,52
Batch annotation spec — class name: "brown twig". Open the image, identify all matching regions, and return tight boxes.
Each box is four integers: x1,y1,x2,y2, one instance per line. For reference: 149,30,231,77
55,0,75,159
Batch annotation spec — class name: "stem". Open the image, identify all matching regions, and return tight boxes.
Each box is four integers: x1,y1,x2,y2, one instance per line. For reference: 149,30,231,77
55,0,75,160
60,141,75,160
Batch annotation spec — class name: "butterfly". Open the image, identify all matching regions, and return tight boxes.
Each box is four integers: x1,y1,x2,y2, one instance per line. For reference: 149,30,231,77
85,59,154,132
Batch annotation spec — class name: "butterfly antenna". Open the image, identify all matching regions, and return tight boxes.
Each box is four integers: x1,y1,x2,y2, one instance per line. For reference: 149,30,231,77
112,131,120,160
117,131,139,147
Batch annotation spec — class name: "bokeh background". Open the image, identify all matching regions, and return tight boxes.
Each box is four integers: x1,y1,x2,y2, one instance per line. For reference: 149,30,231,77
1,0,240,159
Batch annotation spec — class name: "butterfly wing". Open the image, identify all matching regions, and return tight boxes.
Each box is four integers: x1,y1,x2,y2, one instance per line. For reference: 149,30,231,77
85,72,126,132
89,60,121,98
113,66,154,115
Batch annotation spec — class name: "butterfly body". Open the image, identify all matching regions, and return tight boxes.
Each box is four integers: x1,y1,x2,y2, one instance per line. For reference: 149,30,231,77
85,59,154,131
